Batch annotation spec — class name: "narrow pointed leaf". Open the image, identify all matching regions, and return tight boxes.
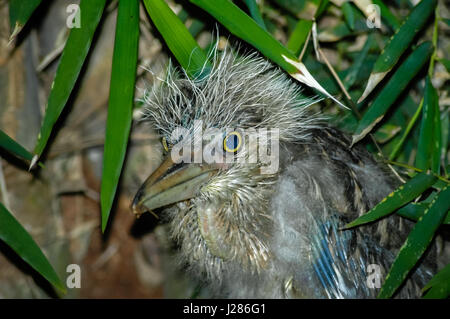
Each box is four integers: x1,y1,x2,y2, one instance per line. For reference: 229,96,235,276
287,20,313,56
190,0,349,110
271,0,321,20
373,123,401,144
358,0,437,103
438,58,450,73
389,98,423,160
242,0,266,30
8,0,42,42
0,203,65,293
352,41,433,145
343,34,373,89
0,130,33,161
431,96,442,174
422,263,450,299
143,0,211,79
100,0,140,233
345,171,437,229
396,202,450,225
0,130,44,168
415,77,440,174
378,185,450,299
318,13,369,42
33,0,107,160
342,1,355,30
441,111,449,172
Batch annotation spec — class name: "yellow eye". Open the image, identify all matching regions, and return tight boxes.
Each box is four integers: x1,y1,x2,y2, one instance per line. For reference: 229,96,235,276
223,131,242,153
162,137,169,152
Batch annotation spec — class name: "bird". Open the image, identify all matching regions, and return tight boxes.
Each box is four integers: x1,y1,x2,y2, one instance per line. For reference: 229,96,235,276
131,46,435,298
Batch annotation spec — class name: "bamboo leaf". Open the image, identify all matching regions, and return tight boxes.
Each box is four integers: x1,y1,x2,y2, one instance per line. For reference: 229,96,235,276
32,0,107,163
396,202,450,225
142,0,211,79
318,14,370,42
343,34,373,89
0,130,33,162
378,185,450,299
345,171,437,229
271,0,321,20
286,20,313,56
373,123,401,144
422,263,450,299
8,0,42,42
415,77,440,174
441,110,449,173
358,0,437,103
342,1,356,31
242,0,267,30
191,0,349,110
438,58,450,73
352,41,433,145
443,18,450,27
0,203,65,293
100,0,140,233
389,98,423,160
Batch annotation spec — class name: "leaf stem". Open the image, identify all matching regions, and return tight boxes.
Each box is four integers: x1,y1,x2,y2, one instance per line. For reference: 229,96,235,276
385,160,450,184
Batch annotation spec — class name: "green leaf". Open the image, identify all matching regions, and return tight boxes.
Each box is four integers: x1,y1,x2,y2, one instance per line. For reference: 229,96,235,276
352,41,433,145
396,202,450,225
192,0,298,72
438,58,450,73
142,0,211,79
100,0,140,233
286,20,313,56
342,34,373,89
8,0,42,41
190,0,349,109
378,184,450,299
0,129,33,162
317,9,369,42
345,171,437,229
242,0,267,30
415,77,440,174
33,0,107,161
373,123,401,144
422,263,450,299
358,0,437,103
442,18,450,27
441,110,449,174
271,0,321,20
0,202,65,293
342,1,355,31
389,98,423,160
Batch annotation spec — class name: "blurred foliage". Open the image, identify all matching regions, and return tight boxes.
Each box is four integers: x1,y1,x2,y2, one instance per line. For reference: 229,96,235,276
1,0,449,298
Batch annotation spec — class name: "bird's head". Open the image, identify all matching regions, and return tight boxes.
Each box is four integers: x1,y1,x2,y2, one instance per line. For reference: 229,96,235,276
132,47,318,276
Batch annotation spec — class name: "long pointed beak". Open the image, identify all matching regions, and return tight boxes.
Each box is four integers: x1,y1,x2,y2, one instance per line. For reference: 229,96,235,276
131,156,218,217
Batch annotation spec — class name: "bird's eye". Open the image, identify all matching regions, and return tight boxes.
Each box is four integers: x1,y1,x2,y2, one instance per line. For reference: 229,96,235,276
223,131,242,153
162,136,169,152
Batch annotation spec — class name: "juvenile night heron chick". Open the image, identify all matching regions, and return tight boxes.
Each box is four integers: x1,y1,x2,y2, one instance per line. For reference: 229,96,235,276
132,48,434,298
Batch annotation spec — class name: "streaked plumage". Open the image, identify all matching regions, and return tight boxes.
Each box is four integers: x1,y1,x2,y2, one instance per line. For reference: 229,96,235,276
133,46,435,298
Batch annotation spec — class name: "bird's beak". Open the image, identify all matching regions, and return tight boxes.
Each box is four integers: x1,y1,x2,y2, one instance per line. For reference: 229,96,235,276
131,156,219,217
